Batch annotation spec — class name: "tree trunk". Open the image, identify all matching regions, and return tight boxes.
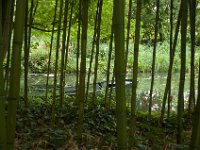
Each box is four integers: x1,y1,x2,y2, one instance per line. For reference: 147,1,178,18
190,59,200,149
125,0,132,71
130,0,142,147
105,23,114,107
24,0,37,107
45,0,58,99
92,0,103,100
2,0,15,100
0,1,7,149
77,0,89,142
60,0,69,106
52,0,63,125
6,0,26,149
167,0,173,118
0,1,15,147
113,0,127,149
0,59,6,150
76,0,82,93
64,1,73,98
160,1,182,123
188,0,196,113
149,0,160,115
85,0,99,101
177,0,187,144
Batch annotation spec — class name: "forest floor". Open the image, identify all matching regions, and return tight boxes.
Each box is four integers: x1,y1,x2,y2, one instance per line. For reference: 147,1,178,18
15,97,192,150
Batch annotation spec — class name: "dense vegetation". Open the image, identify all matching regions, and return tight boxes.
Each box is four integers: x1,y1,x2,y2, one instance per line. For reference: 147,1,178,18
15,98,192,149
0,0,200,149
28,42,200,73
27,0,200,74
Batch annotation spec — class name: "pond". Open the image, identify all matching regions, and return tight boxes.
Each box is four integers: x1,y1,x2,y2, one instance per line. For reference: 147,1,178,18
127,73,198,112
20,72,198,112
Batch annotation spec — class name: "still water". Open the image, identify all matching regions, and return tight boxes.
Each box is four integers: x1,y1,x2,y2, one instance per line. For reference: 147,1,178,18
20,73,198,112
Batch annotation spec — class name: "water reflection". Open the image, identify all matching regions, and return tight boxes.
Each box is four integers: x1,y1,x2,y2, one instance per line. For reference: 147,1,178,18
20,73,198,112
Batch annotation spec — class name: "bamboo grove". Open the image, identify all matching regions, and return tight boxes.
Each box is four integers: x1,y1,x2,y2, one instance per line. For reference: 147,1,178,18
0,0,200,149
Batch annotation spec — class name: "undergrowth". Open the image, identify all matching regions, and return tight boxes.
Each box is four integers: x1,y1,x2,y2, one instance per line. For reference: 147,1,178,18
15,97,192,150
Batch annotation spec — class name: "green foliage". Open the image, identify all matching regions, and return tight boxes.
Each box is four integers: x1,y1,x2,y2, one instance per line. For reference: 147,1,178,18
100,0,113,41
33,0,56,30
30,0,200,47
15,97,192,149
26,0,200,75
27,41,200,74
126,41,200,73
29,49,53,73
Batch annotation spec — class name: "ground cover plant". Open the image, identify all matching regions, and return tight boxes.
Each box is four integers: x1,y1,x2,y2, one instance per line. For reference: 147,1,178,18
15,97,192,150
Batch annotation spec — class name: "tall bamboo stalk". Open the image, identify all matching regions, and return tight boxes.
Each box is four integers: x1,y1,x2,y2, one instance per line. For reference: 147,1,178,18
0,1,15,147
24,0,37,107
1,0,14,58
52,0,64,125
167,0,173,118
160,1,182,122
85,0,99,101
3,0,15,92
75,0,82,93
2,0,15,58
188,0,196,113
60,0,69,106
125,0,132,71
24,0,29,107
45,0,58,99
6,0,26,149
177,0,187,144
77,0,89,142
104,24,113,107
0,58,6,150
64,0,73,99
92,0,103,100
0,1,7,149
130,0,142,146
149,0,160,115
113,0,127,149
190,58,200,149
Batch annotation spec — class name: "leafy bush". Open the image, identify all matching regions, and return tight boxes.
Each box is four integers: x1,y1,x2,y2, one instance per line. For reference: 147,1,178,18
29,49,54,73
16,97,192,149
27,41,200,74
